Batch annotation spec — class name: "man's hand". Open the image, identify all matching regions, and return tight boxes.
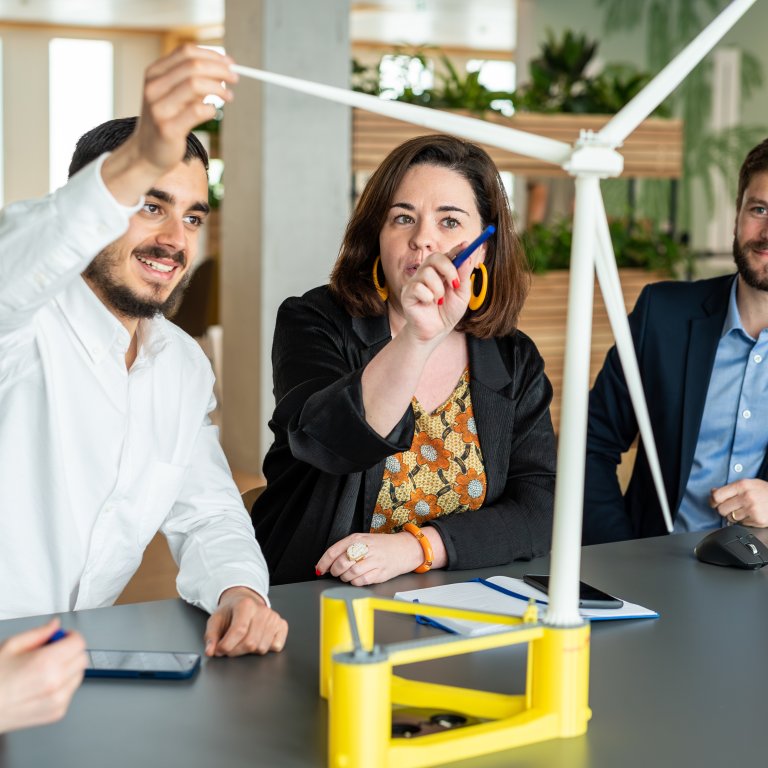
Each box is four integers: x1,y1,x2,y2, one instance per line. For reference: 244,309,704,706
204,587,288,657
0,619,86,734
102,45,238,205
710,479,768,527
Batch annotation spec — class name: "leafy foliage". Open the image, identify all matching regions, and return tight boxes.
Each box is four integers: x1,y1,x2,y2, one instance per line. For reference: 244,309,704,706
352,33,661,119
352,47,515,116
514,30,599,113
523,217,688,275
351,58,381,96
513,30,664,115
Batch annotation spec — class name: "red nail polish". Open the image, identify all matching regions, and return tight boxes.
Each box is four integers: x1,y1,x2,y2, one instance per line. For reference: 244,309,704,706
315,568,322,576
452,279,460,290
437,297,444,306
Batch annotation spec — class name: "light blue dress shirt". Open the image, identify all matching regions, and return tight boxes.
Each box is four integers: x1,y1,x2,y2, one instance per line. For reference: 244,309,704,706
675,278,768,532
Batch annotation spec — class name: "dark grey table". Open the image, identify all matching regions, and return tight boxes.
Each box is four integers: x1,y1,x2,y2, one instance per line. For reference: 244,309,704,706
1,532,765,767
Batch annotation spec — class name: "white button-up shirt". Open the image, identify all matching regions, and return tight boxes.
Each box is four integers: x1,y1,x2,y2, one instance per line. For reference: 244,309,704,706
0,155,269,619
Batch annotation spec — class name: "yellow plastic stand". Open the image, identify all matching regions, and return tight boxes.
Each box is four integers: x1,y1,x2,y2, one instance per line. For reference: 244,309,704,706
321,587,590,768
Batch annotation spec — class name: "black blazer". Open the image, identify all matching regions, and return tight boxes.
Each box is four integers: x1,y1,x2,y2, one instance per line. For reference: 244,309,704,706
252,286,556,584
584,273,768,544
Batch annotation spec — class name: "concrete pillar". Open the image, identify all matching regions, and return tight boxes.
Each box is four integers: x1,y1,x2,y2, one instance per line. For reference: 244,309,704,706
513,0,535,225
223,0,351,472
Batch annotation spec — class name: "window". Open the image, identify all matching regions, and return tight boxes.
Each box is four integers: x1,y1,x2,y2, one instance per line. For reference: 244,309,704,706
467,58,516,116
49,38,113,192
379,54,434,100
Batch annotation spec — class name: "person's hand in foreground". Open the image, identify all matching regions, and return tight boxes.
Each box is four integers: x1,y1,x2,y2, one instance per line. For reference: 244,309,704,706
204,587,288,657
0,618,86,733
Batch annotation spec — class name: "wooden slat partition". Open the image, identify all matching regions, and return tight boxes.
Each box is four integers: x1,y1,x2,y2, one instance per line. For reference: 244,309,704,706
517,269,669,431
353,109,683,178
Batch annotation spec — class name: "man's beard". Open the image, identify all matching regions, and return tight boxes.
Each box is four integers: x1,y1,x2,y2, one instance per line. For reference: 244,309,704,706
84,245,191,319
733,235,768,292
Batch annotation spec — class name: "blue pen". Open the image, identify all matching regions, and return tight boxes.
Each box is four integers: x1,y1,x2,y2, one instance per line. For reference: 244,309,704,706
451,224,496,270
412,599,458,634
45,629,68,645
473,577,548,605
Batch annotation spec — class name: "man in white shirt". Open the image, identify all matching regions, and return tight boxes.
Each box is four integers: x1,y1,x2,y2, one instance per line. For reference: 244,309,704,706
0,45,287,656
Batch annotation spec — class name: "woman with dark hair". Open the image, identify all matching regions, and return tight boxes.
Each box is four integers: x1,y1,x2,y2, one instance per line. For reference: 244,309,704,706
252,134,556,585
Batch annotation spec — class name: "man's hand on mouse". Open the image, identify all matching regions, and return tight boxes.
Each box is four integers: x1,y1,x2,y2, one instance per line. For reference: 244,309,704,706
710,479,768,527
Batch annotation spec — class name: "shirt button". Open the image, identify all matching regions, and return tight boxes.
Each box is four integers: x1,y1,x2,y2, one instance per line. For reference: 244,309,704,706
743,410,752,419
735,463,744,473
755,354,763,363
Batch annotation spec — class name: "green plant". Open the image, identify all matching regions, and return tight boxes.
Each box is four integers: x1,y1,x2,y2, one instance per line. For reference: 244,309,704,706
351,48,515,116
515,29,665,116
515,29,597,113
351,58,382,96
194,112,224,209
522,217,688,275
351,35,658,119
427,53,515,115
589,64,659,114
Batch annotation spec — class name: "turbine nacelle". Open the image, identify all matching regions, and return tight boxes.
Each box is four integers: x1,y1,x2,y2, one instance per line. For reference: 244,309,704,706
564,132,625,179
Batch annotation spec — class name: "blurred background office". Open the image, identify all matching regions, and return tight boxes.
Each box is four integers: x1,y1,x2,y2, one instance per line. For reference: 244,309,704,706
1,0,765,597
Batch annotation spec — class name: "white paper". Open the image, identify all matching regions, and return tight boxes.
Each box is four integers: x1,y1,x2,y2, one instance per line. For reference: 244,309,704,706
394,576,658,636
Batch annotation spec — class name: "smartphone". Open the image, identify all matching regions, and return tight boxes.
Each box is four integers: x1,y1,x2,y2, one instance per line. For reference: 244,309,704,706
85,649,201,680
523,574,623,609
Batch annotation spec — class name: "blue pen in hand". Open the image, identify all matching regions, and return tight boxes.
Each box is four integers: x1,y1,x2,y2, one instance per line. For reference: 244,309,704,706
451,224,496,270
45,629,68,645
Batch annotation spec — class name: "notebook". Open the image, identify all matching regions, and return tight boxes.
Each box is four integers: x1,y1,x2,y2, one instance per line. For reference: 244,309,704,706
394,575,659,636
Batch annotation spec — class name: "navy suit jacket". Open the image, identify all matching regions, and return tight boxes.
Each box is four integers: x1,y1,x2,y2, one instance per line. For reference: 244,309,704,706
583,273,768,544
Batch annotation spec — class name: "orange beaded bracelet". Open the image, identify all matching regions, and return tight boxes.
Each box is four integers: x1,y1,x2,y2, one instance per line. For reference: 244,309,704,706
403,522,433,573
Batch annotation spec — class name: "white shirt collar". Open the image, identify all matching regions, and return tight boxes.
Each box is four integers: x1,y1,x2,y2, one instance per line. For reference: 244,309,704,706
55,276,171,365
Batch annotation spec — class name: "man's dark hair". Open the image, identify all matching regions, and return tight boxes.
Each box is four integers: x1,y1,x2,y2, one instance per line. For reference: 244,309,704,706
67,116,209,179
736,137,768,210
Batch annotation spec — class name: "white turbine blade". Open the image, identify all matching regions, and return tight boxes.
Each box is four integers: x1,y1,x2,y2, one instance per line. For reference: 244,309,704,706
232,64,571,167
545,175,600,628
598,0,756,147
592,193,674,534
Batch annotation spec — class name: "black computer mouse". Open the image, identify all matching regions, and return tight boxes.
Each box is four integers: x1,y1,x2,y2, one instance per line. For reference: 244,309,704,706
694,525,768,570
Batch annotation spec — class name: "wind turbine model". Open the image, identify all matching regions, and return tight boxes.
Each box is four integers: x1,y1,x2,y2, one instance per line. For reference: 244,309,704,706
233,0,755,625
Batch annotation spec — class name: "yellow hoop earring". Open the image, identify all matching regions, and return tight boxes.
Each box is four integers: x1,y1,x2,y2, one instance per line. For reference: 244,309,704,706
372,256,388,301
468,263,488,311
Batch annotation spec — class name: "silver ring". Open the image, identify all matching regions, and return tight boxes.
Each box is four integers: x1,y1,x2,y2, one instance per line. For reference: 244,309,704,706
346,541,369,562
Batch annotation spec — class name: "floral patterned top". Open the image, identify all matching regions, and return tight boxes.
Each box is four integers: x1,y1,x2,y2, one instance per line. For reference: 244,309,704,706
370,368,487,533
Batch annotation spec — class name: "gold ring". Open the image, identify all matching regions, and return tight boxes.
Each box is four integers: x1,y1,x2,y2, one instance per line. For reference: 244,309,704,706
346,541,368,562
730,512,738,523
